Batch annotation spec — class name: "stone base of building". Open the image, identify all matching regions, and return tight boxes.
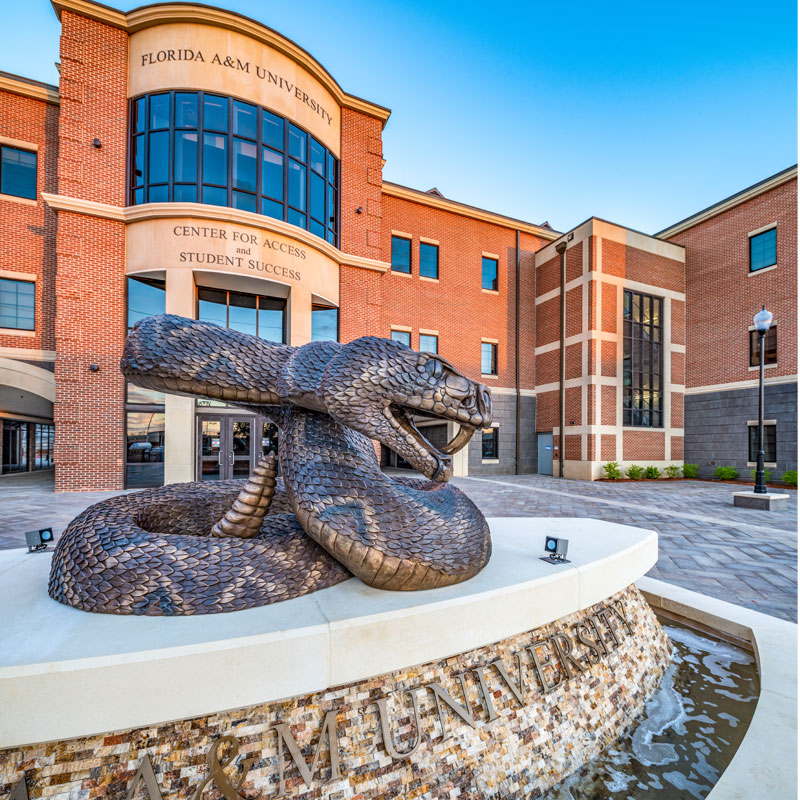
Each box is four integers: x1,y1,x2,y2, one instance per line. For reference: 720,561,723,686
732,491,790,511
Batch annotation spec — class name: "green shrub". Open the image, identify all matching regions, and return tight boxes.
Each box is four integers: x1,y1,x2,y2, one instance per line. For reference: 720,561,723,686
665,465,680,479
644,466,661,479
626,464,644,480
682,463,699,479
782,469,797,487
714,466,739,481
749,468,772,482
603,461,621,480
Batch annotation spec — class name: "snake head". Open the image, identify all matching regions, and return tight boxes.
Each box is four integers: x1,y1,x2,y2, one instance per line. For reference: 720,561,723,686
320,336,493,482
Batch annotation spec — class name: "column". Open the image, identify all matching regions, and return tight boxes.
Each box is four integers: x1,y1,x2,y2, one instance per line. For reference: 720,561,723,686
288,285,312,346
163,269,196,484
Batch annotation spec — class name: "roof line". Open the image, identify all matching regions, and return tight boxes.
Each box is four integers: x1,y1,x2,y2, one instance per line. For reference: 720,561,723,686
656,165,798,238
0,71,59,104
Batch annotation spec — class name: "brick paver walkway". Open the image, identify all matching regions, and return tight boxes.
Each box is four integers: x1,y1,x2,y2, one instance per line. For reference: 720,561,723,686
1,471,796,621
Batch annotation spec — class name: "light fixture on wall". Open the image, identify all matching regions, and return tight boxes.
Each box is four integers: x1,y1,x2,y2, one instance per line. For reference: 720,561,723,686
355,206,363,214
92,138,102,148
89,364,100,372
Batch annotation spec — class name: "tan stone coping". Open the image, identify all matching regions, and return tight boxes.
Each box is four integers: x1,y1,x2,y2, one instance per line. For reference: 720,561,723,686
50,0,390,125
0,72,59,105
0,518,657,747
41,194,390,273
382,182,561,240
638,577,797,800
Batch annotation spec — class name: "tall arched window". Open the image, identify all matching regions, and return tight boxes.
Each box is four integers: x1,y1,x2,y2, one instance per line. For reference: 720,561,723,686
130,92,339,246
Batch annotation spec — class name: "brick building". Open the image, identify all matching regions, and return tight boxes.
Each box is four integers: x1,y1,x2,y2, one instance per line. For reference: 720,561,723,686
0,0,795,488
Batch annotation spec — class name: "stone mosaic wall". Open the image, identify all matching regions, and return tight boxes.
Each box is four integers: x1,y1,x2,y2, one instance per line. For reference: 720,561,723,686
1,586,671,799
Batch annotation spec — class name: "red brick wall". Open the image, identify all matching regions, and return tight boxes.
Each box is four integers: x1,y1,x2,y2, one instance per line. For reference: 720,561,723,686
667,178,797,388
53,11,128,491
0,89,59,353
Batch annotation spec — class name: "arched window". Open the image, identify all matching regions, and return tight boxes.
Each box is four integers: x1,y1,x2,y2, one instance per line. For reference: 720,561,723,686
130,92,338,246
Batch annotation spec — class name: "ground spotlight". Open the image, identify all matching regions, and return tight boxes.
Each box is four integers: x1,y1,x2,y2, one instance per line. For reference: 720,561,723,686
26,528,54,553
540,535,570,564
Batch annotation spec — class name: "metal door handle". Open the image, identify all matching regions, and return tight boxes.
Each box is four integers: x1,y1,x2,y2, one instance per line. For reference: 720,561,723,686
217,450,223,465
229,450,234,466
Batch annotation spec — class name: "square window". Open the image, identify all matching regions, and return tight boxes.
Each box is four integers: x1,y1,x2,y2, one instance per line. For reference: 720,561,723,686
481,342,497,375
391,329,411,347
481,257,498,291
482,428,498,459
750,228,777,272
749,326,777,367
1,146,37,200
391,236,411,273
420,243,439,279
749,423,776,463
419,334,438,353
0,278,35,330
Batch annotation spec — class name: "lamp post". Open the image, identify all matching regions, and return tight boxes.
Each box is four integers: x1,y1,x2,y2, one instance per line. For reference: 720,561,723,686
753,305,773,495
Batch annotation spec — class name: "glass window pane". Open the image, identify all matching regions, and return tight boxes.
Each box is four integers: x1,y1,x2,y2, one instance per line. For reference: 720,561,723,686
481,257,498,291
174,131,198,183
391,236,411,273
127,383,166,404
174,93,198,128
1,147,37,199
233,100,257,139
262,148,283,200
419,334,438,353
202,133,227,185
203,94,228,132
134,188,144,204
228,292,257,336
481,342,497,374
126,411,165,488
232,138,257,192
148,131,169,184
0,279,35,330
750,228,777,271
148,184,168,202
288,124,306,161
127,276,165,329
262,110,283,150
309,218,325,238
174,184,197,202
288,160,306,210
232,190,256,212
420,243,439,279
258,306,284,342
327,152,335,184
149,93,170,129
133,96,146,134
288,208,306,229
262,197,282,219
482,429,498,459
311,306,338,342
310,138,325,175
327,184,335,225
197,287,228,326
203,185,227,206
132,135,145,188
391,330,410,346
310,171,325,221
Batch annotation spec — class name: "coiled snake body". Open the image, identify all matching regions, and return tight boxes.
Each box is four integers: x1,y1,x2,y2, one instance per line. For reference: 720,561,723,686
48,315,494,615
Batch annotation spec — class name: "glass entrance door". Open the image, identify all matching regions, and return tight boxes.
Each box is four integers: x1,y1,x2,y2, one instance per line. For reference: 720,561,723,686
197,415,255,480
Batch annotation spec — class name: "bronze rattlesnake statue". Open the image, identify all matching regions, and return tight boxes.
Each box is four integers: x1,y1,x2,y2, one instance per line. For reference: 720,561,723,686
48,314,494,615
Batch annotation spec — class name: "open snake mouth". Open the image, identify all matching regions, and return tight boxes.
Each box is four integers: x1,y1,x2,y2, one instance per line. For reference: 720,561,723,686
387,404,478,462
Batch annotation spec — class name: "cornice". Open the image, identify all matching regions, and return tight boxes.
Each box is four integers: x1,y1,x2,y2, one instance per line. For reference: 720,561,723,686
656,166,798,239
381,183,560,241
0,73,59,105
41,194,390,273
50,0,391,126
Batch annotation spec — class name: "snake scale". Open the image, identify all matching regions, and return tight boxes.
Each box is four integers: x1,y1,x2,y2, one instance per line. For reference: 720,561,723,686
48,314,494,615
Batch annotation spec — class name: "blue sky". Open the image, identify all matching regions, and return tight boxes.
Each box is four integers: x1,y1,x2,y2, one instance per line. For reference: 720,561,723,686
2,0,796,232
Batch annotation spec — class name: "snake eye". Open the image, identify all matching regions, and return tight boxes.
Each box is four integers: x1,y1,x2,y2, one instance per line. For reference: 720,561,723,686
425,358,444,379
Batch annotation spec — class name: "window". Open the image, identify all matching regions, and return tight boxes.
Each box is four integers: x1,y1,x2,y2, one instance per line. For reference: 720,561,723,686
391,236,411,273
482,428,498,459
419,334,438,353
391,329,411,346
481,342,497,375
197,287,285,343
623,290,663,427
311,304,339,342
130,92,339,245
126,276,166,486
481,257,498,291
420,243,439,279
750,228,777,272
33,423,54,469
749,325,777,367
0,146,37,199
749,423,776,463
0,278,34,330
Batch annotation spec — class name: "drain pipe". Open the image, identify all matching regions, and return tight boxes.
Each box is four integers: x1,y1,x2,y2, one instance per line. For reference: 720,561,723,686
515,229,521,474
555,240,568,479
